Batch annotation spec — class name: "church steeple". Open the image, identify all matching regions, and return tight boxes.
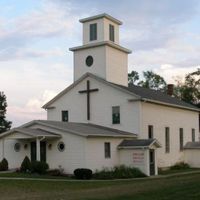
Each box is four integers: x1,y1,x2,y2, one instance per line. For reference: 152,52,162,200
79,13,122,45
70,13,132,86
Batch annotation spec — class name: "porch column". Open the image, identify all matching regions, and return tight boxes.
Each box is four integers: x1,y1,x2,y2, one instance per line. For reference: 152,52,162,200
36,138,40,161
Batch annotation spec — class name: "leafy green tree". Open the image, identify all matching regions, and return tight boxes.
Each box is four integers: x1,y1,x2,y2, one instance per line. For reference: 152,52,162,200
128,70,139,85
174,68,200,107
0,92,12,133
138,71,167,90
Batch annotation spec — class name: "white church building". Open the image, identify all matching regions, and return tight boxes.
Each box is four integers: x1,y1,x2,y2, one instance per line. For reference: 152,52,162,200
0,14,199,176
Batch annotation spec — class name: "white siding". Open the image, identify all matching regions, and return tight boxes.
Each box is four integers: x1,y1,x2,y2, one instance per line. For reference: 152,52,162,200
47,76,140,135
184,149,200,168
85,137,123,171
141,102,199,168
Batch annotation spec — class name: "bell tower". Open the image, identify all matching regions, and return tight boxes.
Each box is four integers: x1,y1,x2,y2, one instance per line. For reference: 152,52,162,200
70,13,132,86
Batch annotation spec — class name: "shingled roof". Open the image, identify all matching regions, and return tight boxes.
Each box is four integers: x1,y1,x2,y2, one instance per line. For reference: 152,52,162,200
43,73,199,112
118,139,161,149
35,120,137,137
113,83,199,111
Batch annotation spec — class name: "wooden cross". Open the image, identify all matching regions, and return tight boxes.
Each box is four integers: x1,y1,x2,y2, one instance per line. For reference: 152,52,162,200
79,80,99,120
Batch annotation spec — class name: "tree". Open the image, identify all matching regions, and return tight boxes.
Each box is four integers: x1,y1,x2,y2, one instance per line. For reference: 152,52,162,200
174,68,200,107
128,70,139,85
138,71,167,90
0,92,12,133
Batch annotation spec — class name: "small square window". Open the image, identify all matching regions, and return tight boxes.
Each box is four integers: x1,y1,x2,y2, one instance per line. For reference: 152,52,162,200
62,111,68,122
112,106,120,124
104,142,111,158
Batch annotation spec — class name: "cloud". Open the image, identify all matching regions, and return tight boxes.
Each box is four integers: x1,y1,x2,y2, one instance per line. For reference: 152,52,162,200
0,47,64,61
154,65,197,84
7,89,58,127
0,0,79,59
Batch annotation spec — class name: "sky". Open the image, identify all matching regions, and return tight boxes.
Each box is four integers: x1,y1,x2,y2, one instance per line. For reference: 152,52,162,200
0,0,200,127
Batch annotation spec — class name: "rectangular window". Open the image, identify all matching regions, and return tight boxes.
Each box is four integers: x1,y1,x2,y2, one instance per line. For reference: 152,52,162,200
104,142,111,158
148,125,153,139
90,23,97,41
62,110,68,122
192,128,195,142
165,127,170,153
109,24,115,42
112,106,120,124
180,128,184,151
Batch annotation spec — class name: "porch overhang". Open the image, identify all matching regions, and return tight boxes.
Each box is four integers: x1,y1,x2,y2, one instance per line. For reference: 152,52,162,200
118,139,162,150
2,128,61,140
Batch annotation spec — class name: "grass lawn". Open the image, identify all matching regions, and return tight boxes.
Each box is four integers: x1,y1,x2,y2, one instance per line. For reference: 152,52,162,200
0,172,200,199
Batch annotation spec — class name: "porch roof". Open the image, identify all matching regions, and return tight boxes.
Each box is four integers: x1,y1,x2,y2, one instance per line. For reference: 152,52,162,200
184,142,200,149
2,128,61,139
118,139,162,149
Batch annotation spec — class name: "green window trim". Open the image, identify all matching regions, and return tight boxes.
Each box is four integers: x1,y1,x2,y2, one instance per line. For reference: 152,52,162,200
109,24,115,42
104,142,111,158
192,128,195,142
90,23,97,41
165,127,170,153
62,110,69,122
148,125,153,139
112,106,120,124
179,128,184,151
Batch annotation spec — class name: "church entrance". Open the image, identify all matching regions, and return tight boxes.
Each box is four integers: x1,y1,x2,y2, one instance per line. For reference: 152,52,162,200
149,149,155,175
31,141,46,162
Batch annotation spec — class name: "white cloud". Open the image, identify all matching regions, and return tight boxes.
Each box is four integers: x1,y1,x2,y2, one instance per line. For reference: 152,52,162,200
7,89,58,127
154,65,197,84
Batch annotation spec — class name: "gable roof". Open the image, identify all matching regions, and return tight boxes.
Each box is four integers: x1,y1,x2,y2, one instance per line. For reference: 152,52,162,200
21,120,137,138
42,73,199,112
0,127,61,139
114,83,199,111
118,139,161,149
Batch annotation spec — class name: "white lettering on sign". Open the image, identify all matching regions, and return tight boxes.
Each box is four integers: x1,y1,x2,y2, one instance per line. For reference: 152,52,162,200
133,152,144,164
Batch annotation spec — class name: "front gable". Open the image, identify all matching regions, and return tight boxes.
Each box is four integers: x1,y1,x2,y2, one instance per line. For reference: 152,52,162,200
44,73,141,134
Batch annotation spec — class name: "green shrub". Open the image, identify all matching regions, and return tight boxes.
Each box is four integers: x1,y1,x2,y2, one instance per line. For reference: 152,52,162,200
0,158,8,171
74,168,93,179
20,156,31,173
31,161,49,174
93,165,146,179
170,162,190,170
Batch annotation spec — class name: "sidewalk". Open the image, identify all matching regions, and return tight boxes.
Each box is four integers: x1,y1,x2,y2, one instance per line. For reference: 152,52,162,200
0,170,200,182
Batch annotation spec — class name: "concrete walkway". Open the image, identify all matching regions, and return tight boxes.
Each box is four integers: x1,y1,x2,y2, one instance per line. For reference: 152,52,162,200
0,170,200,182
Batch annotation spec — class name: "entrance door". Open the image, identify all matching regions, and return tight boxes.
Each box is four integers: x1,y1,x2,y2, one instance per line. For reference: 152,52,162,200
30,141,46,162
31,142,36,162
40,142,46,162
149,149,155,176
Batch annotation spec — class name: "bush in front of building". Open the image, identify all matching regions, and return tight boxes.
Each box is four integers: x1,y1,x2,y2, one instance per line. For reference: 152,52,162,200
74,168,93,179
93,165,146,179
0,158,9,171
170,162,190,170
20,156,32,173
31,161,49,174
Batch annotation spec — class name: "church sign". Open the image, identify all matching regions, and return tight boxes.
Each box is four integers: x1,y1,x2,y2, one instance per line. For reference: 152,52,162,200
133,151,145,164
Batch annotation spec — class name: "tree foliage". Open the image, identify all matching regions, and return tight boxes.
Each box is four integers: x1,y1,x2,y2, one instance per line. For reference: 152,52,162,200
174,68,200,107
0,92,12,133
128,70,167,91
128,70,139,85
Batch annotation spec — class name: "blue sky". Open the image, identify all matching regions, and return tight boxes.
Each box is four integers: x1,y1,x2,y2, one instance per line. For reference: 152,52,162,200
0,0,200,127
